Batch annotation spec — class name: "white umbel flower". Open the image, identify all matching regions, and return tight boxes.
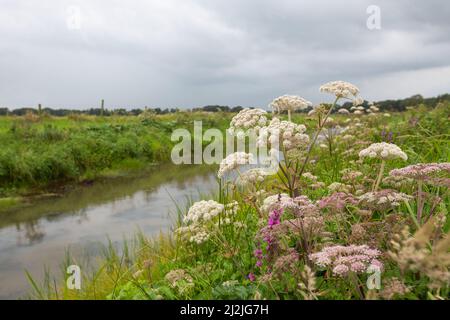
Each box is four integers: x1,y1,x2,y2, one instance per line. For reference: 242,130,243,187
258,118,309,151
189,230,210,244
183,200,224,224
261,193,294,214
218,152,254,179
337,108,350,114
228,108,268,136
236,168,267,186
358,190,413,210
270,95,311,113
359,142,408,161
320,81,360,100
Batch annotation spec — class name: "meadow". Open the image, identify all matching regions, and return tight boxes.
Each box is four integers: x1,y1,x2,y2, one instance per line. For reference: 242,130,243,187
0,111,231,201
23,82,450,300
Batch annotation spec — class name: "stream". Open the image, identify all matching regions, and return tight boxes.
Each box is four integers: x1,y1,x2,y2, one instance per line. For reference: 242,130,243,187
0,164,217,299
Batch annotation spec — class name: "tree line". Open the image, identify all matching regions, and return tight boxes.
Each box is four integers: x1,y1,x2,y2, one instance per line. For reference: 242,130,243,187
0,93,448,116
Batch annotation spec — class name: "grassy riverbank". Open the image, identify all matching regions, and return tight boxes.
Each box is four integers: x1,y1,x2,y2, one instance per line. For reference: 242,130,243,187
25,102,450,300
0,112,231,202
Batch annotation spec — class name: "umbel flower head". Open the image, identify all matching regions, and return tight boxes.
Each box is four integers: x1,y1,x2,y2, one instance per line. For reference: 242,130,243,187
260,193,294,214
309,244,383,277
389,163,450,180
183,200,224,224
358,189,413,211
217,152,254,179
228,108,268,136
258,117,309,151
270,95,311,113
320,80,360,100
236,168,267,186
337,108,350,114
359,142,408,161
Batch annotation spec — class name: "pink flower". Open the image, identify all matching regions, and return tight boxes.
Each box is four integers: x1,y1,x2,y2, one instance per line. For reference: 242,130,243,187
309,244,383,277
350,262,366,273
390,163,450,180
333,264,349,276
318,192,358,211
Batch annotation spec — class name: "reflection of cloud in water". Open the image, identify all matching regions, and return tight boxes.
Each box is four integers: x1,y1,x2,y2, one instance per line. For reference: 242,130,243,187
0,166,216,299
15,221,45,246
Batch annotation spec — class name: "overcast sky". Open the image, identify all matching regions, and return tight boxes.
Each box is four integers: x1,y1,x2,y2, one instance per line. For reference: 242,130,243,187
0,0,449,109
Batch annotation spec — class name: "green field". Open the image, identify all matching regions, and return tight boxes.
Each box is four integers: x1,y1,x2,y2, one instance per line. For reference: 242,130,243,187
0,112,232,199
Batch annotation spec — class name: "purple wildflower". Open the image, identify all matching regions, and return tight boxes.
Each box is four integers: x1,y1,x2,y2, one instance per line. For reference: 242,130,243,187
268,208,282,227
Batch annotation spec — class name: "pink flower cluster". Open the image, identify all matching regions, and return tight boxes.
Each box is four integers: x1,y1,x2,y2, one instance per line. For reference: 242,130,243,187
317,192,358,211
309,245,383,277
390,163,450,180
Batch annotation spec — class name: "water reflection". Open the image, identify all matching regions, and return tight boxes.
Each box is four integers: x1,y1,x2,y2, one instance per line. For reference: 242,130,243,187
0,164,217,299
15,221,45,246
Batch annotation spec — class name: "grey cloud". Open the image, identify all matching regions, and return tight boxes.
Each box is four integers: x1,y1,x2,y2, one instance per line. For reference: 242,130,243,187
0,0,449,109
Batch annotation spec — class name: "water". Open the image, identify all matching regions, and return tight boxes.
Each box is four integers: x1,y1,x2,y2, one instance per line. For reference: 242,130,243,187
0,164,217,299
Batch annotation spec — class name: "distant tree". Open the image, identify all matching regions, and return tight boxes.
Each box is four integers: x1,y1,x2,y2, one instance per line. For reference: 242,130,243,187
231,106,243,112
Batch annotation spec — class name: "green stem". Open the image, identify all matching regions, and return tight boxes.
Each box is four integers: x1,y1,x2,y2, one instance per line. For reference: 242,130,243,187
372,160,385,191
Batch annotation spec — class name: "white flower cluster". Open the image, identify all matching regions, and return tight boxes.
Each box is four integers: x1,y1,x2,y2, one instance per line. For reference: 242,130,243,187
368,105,379,113
217,152,254,179
359,142,408,161
302,172,325,189
337,108,350,114
189,230,210,244
302,172,318,181
270,95,311,113
258,118,309,151
225,201,240,215
175,224,211,244
165,269,194,293
236,168,266,186
183,200,224,224
382,175,413,189
353,97,364,106
222,280,239,287
350,104,379,115
228,108,268,136
358,190,413,210
260,193,295,214
327,182,352,194
177,200,240,245
320,81,360,99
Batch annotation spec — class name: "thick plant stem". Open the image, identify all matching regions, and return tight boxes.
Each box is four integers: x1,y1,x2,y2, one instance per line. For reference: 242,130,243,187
288,109,291,122
417,180,423,224
373,160,385,191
